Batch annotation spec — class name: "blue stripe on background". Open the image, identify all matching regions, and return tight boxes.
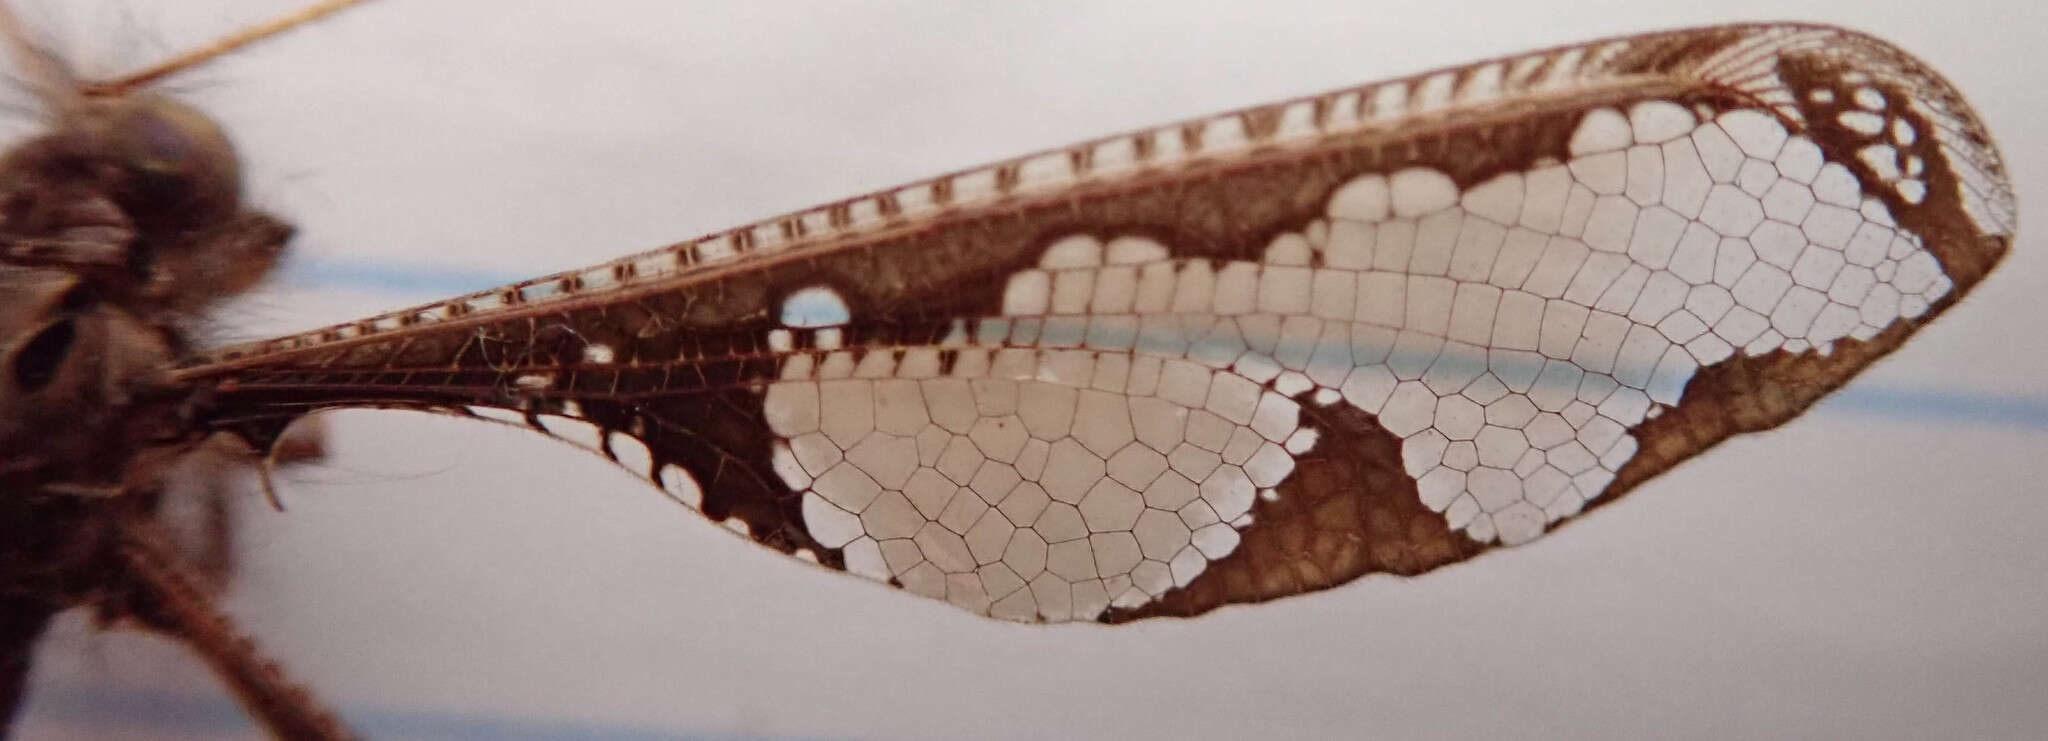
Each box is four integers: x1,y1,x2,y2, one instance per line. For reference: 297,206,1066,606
275,257,2048,432
1822,385,2048,430
280,257,526,297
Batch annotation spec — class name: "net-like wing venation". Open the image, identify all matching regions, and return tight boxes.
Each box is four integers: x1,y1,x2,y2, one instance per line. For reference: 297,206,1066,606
185,24,2010,622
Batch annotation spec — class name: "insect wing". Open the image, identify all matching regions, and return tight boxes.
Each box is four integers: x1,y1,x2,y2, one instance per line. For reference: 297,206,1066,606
176,24,2013,623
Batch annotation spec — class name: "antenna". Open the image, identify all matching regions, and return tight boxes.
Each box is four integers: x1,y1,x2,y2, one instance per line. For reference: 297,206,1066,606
82,0,377,97
0,0,82,115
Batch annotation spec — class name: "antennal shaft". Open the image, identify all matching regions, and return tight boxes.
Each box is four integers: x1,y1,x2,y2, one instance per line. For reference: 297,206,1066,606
0,0,83,115
83,0,376,97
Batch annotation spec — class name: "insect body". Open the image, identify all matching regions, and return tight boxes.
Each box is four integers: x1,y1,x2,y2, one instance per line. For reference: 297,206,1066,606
0,7,2017,739
0,7,343,736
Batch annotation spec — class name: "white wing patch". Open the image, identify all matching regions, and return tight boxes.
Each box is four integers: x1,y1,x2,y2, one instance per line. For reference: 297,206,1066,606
761,101,1953,621
765,341,1302,621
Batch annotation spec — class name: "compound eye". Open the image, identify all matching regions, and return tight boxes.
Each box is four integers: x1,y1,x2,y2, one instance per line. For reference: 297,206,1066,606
133,110,200,174
112,96,243,222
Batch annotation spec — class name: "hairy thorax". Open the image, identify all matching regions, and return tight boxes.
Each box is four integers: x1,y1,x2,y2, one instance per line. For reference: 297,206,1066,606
0,91,291,603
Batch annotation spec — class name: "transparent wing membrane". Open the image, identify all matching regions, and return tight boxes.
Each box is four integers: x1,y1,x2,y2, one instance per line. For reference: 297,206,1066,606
177,24,2011,622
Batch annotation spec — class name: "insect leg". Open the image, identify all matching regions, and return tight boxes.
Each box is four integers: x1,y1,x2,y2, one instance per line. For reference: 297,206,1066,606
112,514,354,741
0,598,55,738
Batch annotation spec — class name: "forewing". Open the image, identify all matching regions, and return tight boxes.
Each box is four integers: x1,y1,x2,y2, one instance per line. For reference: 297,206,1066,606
177,24,2013,623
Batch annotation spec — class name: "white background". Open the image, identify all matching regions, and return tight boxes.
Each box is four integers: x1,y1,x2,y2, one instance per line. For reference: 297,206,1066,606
10,1,2047,739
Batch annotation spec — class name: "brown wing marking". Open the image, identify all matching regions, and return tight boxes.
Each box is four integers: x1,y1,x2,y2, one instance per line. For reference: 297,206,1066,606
186,24,2010,622
1104,394,1483,622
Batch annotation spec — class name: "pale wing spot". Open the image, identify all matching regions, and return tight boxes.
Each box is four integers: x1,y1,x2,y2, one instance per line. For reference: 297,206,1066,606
1628,100,1696,144
1776,137,1825,184
1041,234,1104,269
1263,233,1315,266
1003,271,1052,315
1461,174,1523,225
1568,108,1632,155
1814,164,1862,207
802,492,865,548
753,100,1957,621
537,415,603,450
781,286,851,327
1889,118,1916,146
462,406,525,426
659,465,702,509
1106,236,1170,265
1328,174,1391,222
1839,110,1885,136
1892,179,1925,203
1717,110,1789,159
1389,168,1459,217
764,350,1311,620
842,538,889,582
606,432,654,478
